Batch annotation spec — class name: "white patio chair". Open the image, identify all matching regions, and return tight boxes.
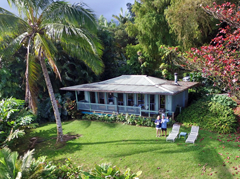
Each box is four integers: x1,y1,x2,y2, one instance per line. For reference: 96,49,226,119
166,124,180,142
185,126,199,144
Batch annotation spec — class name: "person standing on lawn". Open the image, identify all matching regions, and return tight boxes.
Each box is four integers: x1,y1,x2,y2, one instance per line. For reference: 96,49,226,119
161,115,169,137
154,115,161,137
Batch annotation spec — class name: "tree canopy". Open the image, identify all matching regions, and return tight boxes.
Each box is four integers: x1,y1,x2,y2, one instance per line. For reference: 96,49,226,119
183,2,240,99
126,0,176,60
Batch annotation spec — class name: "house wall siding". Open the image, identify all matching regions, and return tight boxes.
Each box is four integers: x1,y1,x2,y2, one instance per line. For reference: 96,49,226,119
172,90,188,112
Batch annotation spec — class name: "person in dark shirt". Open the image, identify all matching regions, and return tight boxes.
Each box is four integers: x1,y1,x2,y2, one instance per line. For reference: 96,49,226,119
154,115,161,137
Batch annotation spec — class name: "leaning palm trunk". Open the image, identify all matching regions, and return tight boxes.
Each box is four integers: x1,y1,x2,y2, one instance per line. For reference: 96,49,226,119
39,56,63,142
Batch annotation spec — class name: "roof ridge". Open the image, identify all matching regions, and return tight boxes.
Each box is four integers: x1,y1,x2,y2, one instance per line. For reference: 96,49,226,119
145,76,174,93
144,76,156,85
155,85,174,94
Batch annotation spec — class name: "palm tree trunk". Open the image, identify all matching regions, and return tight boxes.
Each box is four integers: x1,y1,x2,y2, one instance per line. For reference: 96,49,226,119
39,57,63,143
25,37,33,110
25,60,31,107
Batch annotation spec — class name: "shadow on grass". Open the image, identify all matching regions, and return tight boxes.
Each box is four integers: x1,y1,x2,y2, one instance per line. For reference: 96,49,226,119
37,120,75,128
64,119,119,129
170,126,237,178
175,130,235,179
34,137,169,158
94,121,119,128
195,143,234,178
77,120,92,129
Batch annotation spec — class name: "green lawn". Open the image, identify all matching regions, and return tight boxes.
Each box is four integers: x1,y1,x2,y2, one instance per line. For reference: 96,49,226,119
16,120,240,179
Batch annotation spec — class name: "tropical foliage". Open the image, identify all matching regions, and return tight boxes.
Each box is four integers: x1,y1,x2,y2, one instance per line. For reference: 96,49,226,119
0,98,35,148
0,0,104,142
82,112,168,127
181,2,240,99
0,148,56,179
177,95,237,133
165,0,239,49
0,67,24,99
0,148,141,179
126,0,176,59
55,158,142,179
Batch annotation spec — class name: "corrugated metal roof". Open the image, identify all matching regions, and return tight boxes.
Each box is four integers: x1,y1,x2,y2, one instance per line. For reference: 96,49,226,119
60,75,199,95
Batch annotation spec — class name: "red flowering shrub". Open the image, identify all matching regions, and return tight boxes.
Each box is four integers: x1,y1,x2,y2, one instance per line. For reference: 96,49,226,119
64,99,77,119
182,2,240,99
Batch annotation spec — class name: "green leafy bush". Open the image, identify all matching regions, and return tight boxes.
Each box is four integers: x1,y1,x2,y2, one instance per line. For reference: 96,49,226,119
210,95,237,108
64,99,77,119
0,98,36,147
177,97,237,134
0,68,24,99
0,148,56,179
81,113,155,127
84,163,142,179
37,93,73,122
55,158,142,179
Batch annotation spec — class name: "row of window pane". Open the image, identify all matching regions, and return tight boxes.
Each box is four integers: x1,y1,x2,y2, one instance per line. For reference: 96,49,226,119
88,92,165,109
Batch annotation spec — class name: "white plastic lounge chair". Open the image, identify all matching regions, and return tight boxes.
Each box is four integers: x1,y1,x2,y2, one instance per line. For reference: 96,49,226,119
185,126,199,144
166,124,180,142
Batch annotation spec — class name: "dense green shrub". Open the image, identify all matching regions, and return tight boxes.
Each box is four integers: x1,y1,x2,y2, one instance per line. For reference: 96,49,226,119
0,98,36,147
81,113,155,127
0,68,24,99
210,95,237,108
177,96,237,134
37,93,71,122
64,99,78,119
55,158,142,179
0,148,56,179
0,148,142,179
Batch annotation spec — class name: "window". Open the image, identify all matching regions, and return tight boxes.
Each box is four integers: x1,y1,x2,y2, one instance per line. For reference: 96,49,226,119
108,93,114,104
160,95,165,108
138,94,144,108
118,93,123,105
150,94,155,110
127,94,133,106
98,92,105,104
90,92,95,103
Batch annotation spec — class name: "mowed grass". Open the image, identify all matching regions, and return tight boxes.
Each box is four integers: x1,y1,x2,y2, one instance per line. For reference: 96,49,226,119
16,120,240,179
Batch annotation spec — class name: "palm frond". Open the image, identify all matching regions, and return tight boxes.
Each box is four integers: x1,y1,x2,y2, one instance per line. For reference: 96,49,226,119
0,7,16,15
34,33,61,80
20,149,34,171
0,13,29,35
0,11,29,58
112,15,121,22
28,55,41,113
7,0,53,17
4,129,25,143
44,23,101,54
41,1,97,33
0,32,28,59
0,147,20,179
61,42,104,75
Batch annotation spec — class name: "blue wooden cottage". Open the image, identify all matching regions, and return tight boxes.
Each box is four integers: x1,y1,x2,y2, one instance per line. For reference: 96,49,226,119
60,75,198,118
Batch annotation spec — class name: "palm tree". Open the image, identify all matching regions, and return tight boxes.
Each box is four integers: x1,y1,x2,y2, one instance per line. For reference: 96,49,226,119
0,0,104,142
112,7,131,25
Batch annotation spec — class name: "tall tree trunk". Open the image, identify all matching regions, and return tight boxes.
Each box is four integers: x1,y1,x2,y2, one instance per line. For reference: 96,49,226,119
25,61,32,108
39,57,63,143
25,37,33,110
